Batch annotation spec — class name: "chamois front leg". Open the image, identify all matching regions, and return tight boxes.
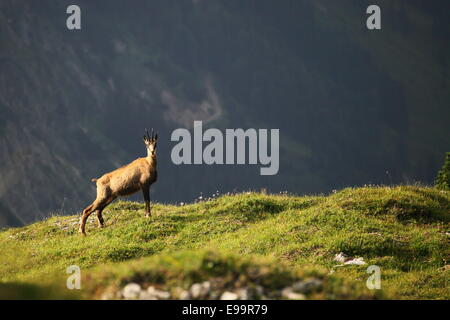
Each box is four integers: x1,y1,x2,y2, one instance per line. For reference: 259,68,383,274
142,184,151,217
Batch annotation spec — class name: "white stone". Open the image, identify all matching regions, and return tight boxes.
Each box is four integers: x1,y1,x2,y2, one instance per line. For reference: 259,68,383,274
190,283,203,299
145,286,171,299
333,252,348,263
122,283,141,300
154,290,170,299
220,291,239,300
179,290,191,300
344,257,366,265
334,252,366,265
281,288,306,300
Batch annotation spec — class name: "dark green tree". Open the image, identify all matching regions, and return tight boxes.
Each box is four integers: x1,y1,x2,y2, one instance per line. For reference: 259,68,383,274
435,152,450,190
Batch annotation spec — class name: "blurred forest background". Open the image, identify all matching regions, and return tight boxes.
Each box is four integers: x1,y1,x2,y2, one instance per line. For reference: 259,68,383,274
0,0,449,227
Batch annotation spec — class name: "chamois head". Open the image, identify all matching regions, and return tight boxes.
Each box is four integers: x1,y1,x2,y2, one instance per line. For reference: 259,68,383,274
143,128,158,156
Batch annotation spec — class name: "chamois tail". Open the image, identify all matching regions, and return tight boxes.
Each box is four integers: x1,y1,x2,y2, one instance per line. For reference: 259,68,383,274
91,178,98,182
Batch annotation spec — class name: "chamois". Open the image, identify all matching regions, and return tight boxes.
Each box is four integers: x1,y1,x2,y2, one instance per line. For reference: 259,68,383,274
79,129,158,235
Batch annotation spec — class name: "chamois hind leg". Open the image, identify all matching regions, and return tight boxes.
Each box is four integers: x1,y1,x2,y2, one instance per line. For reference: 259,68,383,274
79,203,95,235
79,197,113,235
95,196,116,228
142,184,151,217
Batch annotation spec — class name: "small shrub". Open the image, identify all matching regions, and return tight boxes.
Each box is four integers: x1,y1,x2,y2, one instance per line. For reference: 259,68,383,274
435,152,450,190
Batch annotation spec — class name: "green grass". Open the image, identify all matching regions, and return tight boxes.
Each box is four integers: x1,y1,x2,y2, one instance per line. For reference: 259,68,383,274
0,185,449,299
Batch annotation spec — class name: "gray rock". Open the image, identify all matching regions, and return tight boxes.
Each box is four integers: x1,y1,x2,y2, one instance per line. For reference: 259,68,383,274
122,283,142,300
254,285,264,296
200,281,211,296
291,279,323,294
209,290,221,300
155,290,171,300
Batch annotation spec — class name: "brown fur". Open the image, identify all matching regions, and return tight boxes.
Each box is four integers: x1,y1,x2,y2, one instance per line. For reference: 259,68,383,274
79,130,158,235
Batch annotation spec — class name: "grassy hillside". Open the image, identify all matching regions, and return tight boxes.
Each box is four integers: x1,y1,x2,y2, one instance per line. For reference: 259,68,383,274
0,186,449,299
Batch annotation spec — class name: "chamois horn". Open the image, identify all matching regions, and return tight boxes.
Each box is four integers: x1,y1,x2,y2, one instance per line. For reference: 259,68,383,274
144,128,150,141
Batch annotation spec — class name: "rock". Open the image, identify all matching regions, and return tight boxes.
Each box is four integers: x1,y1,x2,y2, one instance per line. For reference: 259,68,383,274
122,283,141,299
254,285,264,296
334,252,366,265
236,288,250,300
155,290,171,300
146,286,171,299
173,287,190,300
344,257,366,265
179,291,190,300
178,289,191,300
189,282,210,299
220,291,239,300
190,283,203,299
281,288,306,300
209,290,221,300
139,291,157,300
200,281,211,297
334,252,348,263
291,279,323,294
173,287,191,300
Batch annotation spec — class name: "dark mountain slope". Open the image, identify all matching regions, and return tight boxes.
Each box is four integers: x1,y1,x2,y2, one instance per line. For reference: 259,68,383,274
0,0,449,226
